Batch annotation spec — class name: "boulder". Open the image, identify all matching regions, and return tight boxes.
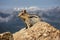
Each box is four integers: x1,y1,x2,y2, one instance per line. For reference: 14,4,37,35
13,21,60,40
0,32,14,40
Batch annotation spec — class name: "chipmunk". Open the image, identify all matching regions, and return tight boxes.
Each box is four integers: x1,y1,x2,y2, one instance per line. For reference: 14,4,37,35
18,9,41,29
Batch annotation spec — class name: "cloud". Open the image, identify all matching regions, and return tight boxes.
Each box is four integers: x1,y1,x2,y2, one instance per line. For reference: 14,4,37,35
0,6,60,23
14,6,45,11
28,6,40,11
0,14,13,22
40,6,60,23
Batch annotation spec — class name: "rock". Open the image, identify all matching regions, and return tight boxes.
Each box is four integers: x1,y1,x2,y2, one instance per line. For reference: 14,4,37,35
0,32,14,40
13,21,60,40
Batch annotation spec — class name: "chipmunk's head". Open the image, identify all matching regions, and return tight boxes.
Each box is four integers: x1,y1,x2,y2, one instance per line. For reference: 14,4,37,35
18,10,26,18
23,9,26,13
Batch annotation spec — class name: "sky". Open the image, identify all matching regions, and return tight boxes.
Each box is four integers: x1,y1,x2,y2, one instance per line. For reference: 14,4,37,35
0,0,60,9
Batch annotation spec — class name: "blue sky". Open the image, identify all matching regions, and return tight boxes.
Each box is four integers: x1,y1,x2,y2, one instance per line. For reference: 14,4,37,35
0,0,60,9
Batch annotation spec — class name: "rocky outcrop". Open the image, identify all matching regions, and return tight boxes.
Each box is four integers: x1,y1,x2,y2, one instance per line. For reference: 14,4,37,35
13,21,60,40
0,32,14,40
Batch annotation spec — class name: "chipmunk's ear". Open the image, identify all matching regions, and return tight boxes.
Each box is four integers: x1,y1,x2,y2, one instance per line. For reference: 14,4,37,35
23,9,26,13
